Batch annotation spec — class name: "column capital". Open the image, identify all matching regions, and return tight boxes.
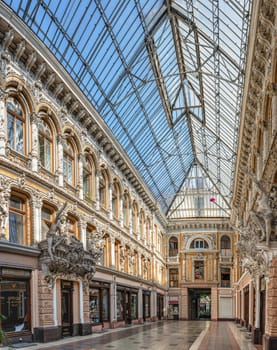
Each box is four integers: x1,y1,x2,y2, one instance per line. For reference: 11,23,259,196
30,112,41,124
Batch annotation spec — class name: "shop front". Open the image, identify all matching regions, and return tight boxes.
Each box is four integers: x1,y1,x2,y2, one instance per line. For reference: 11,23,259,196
0,267,31,341
89,281,110,330
116,286,138,325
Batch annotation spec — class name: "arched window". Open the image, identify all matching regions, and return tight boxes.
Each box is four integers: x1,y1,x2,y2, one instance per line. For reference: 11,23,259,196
169,237,178,256
112,181,120,219
38,120,53,171
63,140,75,185
123,193,129,227
220,235,231,256
7,97,25,154
190,239,208,249
9,193,27,245
221,235,231,249
83,156,93,198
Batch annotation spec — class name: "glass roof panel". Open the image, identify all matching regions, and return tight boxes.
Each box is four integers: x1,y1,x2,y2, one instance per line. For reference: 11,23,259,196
3,0,252,216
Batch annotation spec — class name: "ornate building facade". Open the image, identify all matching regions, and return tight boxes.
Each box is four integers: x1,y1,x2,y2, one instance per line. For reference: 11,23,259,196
0,0,276,349
0,4,167,343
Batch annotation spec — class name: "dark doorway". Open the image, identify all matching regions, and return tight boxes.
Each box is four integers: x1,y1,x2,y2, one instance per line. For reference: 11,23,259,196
61,281,73,337
188,288,211,320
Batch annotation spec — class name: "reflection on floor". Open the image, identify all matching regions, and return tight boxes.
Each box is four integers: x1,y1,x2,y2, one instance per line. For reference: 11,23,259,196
5,321,259,350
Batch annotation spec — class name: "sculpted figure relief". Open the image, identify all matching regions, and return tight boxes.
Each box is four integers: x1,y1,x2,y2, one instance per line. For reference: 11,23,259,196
39,202,96,288
0,190,9,239
236,221,268,277
244,169,276,245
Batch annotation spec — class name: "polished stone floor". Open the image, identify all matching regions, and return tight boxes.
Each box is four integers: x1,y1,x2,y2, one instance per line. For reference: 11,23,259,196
5,321,259,350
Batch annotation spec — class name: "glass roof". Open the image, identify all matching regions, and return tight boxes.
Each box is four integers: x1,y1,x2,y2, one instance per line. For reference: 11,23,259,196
167,162,230,219
3,0,252,215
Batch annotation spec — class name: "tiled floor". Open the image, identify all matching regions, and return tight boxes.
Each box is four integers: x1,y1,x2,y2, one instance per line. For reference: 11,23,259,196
3,321,259,350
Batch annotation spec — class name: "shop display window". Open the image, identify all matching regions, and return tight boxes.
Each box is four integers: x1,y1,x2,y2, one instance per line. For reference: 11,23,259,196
116,290,124,320
131,293,137,319
0,277,30,333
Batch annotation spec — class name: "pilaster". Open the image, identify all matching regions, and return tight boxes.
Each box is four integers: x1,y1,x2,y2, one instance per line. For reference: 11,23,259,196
0,88,8,156
57,135,64,187
30,112,40,172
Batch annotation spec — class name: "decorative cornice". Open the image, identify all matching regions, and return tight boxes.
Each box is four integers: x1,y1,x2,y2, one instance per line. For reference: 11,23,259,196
233,0,276,208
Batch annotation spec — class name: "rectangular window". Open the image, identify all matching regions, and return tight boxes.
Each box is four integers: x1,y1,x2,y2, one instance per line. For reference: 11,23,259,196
194,261,204,280
9,196,24,245
169,268,179,287
221,268,231,288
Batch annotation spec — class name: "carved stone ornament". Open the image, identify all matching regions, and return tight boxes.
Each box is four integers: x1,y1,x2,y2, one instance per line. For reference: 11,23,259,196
38,202,96,289
86,228,105,263
244,169,277,246
236,221,269,277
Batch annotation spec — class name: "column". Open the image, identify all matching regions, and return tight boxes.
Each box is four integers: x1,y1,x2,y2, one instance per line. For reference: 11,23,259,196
110,277,117,323
151,288,157,321
0,187,10,240
211,287,218,320
30,112,40,172
110,236,115,268
0,89,7,156
263,125,269,162
264,257,277,349
138,251,142,278
241,290,244,325
182,253,186,281
249,280,254,330
57,135,64,187
109,184,113,220
79,219,87,249
254,275,261,343
119,195,123,227
138,285,143,322
129,204,132,234
31,195,42,245
78,154,84,200
95,169,100,210
272,83,277,132
136,213,140,240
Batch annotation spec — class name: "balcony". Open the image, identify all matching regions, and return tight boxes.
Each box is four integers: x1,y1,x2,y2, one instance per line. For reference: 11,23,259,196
167,256,179,264
219,249,233,264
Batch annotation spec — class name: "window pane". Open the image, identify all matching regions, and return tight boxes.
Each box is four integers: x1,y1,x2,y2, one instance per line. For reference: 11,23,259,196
16,119,23,153
9,212,23,244
45,140,51,170
0,279,29,332
68,159,73,184
103,289,109,321
7,115,14,150
39,134,45,165
89,289,100,323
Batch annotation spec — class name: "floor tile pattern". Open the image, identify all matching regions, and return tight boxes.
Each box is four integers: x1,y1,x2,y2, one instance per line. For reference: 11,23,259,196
4,321,259,350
